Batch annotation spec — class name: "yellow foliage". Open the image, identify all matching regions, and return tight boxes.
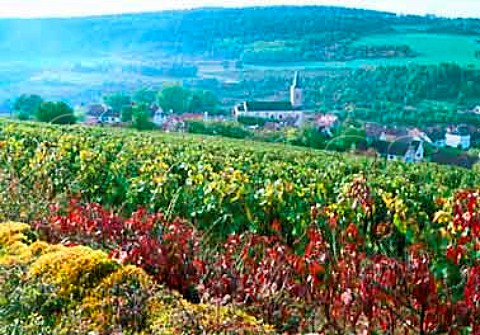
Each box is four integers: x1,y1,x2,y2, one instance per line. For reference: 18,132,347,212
148,291,274,334
0,221,30,247
59,266,153,333
27,245,119,300
0,239,63,267
0,221,271,334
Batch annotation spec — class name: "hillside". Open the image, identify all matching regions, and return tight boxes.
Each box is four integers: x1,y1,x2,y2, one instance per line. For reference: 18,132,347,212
2,6,480,105
0,120,477,238
1,6,480,61
0,121,479,333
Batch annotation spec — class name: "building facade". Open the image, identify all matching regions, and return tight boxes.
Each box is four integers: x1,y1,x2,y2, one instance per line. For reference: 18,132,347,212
233,72,305,127
445,129,471,149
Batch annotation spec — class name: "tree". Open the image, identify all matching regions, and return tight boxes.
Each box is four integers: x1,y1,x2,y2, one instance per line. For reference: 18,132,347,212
103,94,131,114
13,94,43,120
36,101,76,124
132,104,155,131
133,88,157,106
157,85,191,114
196,90,218,112
121,105,134,123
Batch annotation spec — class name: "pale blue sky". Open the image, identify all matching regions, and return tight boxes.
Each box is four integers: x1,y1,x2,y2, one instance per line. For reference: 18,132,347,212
0,0,479,18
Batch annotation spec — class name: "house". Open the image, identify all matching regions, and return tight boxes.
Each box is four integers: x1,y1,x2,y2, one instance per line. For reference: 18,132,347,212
365,122,385,143
233,72,305,127
84,116,100,125
87,104,110,117
86,103,121,124
374,139,424,163
422,127,446,147
178,113,206,121
471,105,480,115
151,106,165,126
316,114,339,129
98,111,121,124
379,127,409,142
445,126,471,150
316,114,339,137
365,123,412,144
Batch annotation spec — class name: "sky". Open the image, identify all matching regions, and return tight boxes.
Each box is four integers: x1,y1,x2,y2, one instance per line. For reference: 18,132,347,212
0,0,480,19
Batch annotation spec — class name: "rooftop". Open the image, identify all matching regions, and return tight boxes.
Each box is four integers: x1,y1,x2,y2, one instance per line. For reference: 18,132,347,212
244,101,301,112
424,127,446,141
374,140,422,156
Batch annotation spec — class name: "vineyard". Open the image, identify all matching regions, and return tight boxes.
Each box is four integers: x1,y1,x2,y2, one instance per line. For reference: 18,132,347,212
0,120,479,333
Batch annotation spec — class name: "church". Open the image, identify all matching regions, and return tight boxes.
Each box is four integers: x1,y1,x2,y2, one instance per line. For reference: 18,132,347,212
233,72,305,127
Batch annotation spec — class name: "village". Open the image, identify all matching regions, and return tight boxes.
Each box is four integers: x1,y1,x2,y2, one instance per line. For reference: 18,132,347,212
77,71,480,169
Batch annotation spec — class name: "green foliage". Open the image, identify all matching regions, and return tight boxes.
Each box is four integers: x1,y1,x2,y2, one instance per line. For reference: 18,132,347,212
0,121,478,242
157,85,190,114
132,104,156,131
103,93,131,114
303,63,480,127
238,116,268,127
121,105,134,123
36,101,76,124
190,90,218,113
1,6,479,64
187,120,252,139
133,88,157,106
157,85,219,115
13,94,43,120
289,126,327,149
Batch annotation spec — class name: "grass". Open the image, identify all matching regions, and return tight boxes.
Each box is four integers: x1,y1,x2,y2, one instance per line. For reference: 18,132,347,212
245,33,480,70
353,33,480,67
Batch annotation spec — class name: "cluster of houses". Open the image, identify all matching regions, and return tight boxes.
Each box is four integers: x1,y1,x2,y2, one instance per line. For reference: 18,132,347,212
75,70,479,169
232,71,339,132
365,122,479,167
82,71,335,133
81,102,210,131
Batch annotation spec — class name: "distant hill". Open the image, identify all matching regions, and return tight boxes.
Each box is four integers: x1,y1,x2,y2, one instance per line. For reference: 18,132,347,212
1,6,479,62
2,6,480,105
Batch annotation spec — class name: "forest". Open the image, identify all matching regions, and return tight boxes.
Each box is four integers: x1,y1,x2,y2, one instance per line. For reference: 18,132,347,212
1,6,480,63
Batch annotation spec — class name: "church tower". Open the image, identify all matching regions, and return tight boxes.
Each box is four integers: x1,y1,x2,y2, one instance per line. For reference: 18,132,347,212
290,71,304,109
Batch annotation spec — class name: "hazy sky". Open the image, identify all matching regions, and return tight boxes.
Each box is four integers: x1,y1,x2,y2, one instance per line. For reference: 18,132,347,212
0,0,479,19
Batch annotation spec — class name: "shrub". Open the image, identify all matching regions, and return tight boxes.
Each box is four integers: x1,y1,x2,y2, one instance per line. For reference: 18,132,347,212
27,246,119,301
36,201,203,298
36,101,76,124
147,288,273,334
0,222,269,335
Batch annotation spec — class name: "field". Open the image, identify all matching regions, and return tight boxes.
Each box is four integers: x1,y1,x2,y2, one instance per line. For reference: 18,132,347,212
0,121,479,333
245,33,480,71
2,30,480,108
353,33,480,67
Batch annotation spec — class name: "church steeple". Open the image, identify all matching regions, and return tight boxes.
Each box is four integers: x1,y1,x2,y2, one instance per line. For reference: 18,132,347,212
293,71,300,88
290,71,303,109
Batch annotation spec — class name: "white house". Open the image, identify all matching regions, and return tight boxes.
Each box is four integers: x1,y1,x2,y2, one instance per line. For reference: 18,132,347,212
422,128,446,148
152,107,165,126
233,72,305,127
375,139,424,163
446,128,471,150
98,111,121,124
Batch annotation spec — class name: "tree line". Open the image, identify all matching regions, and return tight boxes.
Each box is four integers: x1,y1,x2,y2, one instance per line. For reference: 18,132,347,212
11,85,220,130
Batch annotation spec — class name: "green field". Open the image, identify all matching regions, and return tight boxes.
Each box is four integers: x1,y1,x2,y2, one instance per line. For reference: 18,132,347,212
353,33,480,66
243,33,480,71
